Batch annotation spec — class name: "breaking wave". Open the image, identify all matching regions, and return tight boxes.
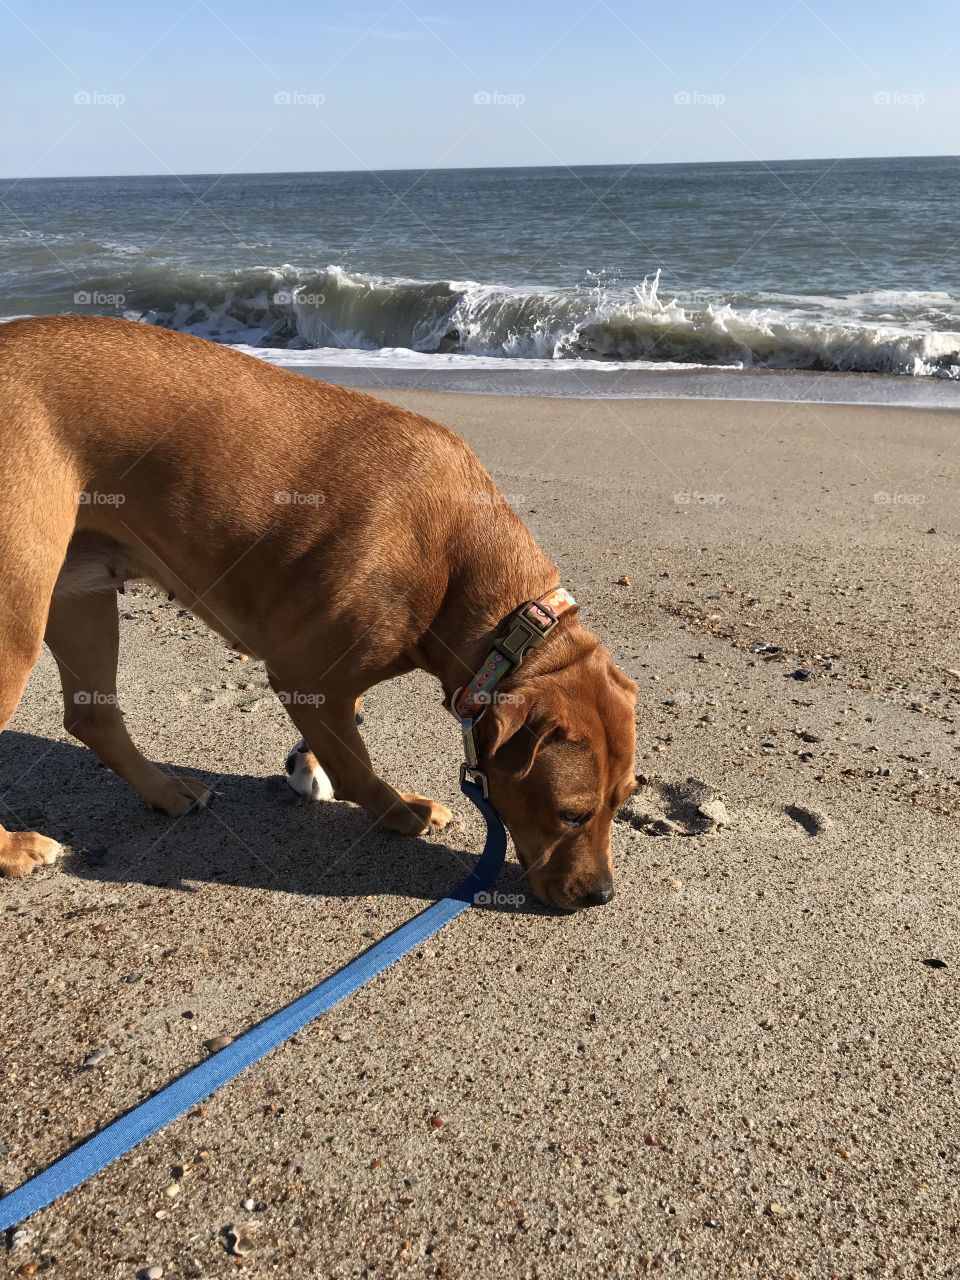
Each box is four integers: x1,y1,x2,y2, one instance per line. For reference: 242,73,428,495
71,264,960,377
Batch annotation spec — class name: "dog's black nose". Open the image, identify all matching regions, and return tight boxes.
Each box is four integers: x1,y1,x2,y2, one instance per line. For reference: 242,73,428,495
583,884,615,907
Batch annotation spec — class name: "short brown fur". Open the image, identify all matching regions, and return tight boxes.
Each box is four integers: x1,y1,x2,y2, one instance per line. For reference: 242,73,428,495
0,316,636,908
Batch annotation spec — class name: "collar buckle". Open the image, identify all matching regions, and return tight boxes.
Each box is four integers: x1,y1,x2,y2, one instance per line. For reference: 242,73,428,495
451,586,576,780
494,614,549,664
460,762,489,797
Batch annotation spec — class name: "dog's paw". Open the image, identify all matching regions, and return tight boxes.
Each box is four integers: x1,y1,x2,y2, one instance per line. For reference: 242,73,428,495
148,773,213,817
383,793,454,836
0,830,63,878
285,741,335,802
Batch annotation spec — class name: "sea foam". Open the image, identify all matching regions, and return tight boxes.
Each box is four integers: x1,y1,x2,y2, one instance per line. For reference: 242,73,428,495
12,261,960,378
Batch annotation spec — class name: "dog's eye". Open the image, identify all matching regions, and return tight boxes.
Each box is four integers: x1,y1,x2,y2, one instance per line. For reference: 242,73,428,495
559,810,592,827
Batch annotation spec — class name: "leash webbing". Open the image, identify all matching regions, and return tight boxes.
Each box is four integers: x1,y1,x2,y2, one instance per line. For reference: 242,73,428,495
0,779,506,1233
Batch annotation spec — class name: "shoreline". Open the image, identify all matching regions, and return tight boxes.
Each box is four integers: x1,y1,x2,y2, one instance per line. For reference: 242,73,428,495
276,357,960,408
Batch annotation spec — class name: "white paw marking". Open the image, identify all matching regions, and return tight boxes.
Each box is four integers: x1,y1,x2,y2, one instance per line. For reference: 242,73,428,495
285,741,335,802
43,840,63,864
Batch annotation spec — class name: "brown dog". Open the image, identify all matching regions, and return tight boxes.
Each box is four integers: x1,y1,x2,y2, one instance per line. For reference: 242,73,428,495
0,316,637,909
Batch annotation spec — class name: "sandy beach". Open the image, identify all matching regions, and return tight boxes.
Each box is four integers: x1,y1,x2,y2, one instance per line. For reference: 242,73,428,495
3,388,960,1278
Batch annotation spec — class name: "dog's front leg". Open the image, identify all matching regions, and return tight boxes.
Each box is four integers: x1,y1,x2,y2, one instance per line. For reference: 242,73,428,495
270,681,452,836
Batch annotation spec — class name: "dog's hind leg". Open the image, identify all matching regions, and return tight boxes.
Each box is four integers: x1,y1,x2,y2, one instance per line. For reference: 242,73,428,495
0,504,74,876
271,682,451,835
45,590,212,815
0,647,64,876
283,698,361,802
284,740,336,802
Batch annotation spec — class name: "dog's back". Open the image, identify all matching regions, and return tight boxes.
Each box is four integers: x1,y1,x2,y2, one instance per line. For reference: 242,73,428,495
0,315,515,633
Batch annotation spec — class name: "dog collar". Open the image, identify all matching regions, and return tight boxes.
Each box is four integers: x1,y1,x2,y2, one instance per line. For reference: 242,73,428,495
451,586,576,795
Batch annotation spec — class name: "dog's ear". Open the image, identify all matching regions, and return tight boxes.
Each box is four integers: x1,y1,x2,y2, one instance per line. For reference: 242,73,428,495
483,690,569,780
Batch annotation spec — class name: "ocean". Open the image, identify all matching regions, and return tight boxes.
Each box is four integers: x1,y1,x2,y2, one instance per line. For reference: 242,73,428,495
2,157,960,391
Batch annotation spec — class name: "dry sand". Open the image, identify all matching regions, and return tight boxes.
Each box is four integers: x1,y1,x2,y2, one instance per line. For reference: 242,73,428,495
3,390,960,1278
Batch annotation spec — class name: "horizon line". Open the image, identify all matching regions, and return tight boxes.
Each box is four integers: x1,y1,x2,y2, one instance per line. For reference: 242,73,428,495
2,152,957,184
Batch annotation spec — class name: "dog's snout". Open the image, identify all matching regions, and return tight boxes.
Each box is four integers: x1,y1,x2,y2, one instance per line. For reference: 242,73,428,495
582,884,615,907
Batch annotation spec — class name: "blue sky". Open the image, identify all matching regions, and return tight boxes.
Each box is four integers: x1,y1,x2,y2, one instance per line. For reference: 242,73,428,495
2,0,958,177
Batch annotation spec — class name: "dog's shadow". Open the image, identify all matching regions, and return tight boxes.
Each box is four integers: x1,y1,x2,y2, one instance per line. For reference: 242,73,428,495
0,731,542,915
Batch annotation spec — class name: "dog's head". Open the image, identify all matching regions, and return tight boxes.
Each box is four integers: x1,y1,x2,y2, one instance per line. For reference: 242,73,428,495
477,639,637,911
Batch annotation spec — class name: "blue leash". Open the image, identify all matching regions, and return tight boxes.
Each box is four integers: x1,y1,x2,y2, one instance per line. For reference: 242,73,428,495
0,779,506,1232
